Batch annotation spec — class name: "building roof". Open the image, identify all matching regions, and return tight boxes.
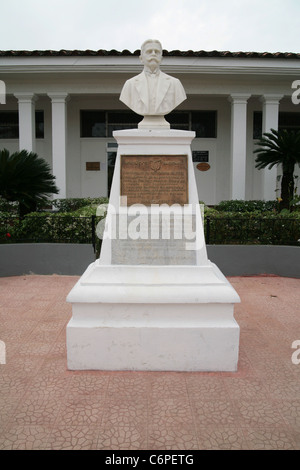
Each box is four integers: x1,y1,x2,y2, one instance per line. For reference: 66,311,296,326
0,49,299,59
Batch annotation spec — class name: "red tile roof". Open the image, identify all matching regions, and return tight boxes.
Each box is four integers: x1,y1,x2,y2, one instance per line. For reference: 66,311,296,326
0,49,299,59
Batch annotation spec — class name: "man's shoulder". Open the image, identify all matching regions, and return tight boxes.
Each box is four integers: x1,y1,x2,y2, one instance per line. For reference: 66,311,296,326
125,71,145,83
160,71,180,83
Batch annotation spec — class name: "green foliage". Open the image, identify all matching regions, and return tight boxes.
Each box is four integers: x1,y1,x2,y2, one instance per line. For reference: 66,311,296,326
0,197,19,215
0,198,108,251
17,213,90,243
290,193,300,211
254,129,300,209
205,210,300,246
52,197,108,213
254,129,300,170
1,198,299,248
0,148,59,216
0,211,102,246
72,205,99,217
214,199,278,213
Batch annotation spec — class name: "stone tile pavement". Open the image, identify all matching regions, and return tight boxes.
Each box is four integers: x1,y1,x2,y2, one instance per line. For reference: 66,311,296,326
0,274,299,450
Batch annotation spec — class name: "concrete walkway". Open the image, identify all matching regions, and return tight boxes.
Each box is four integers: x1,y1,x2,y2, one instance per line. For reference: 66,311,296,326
0,274,299,450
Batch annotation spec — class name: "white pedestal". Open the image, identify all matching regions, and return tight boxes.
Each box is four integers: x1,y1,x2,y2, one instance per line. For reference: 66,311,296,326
66,129,240,371
67,262,240,371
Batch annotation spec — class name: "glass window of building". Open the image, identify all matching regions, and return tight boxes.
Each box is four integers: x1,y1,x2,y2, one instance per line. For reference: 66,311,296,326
0,110,44,139
107,111,140,136
80,110,106,137
80,110,217,137
191,111,217,138
35,111,44,138
0,111,19,138
253,111,300,139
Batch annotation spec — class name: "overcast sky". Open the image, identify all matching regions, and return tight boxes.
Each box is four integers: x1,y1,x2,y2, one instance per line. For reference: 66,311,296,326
0,0,299,53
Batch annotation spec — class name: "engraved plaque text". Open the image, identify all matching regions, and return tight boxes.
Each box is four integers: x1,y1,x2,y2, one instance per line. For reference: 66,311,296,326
121,155,188,206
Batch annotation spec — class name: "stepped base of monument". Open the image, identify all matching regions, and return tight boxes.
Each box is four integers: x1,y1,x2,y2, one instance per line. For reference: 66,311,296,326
66,261,240,371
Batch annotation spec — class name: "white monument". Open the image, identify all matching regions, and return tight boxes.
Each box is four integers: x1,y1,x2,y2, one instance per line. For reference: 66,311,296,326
66,40,240,371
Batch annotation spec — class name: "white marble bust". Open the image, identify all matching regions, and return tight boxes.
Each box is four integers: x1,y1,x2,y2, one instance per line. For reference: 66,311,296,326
120,39,186,120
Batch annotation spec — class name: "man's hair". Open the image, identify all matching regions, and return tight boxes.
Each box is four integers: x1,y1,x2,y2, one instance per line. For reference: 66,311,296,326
140,39,162,54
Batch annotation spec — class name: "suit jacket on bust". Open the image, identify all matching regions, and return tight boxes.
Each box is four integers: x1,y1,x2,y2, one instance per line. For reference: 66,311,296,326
120,71,186,116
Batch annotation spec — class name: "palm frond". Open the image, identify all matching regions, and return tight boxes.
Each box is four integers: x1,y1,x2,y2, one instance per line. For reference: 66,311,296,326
0,148,59,211
254,128,300,169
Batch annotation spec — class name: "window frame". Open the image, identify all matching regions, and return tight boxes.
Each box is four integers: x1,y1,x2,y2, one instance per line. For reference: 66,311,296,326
80,109,217,138
253,111,300,139
0,110,44,139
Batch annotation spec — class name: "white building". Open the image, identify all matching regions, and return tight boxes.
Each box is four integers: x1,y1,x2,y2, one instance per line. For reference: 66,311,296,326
0,48,300,205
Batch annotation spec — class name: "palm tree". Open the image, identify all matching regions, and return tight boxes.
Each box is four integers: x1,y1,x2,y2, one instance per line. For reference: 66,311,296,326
0,148,59,217
254,128,300,210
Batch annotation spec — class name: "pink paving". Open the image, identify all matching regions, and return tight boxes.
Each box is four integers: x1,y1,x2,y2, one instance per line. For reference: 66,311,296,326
0,274,299,450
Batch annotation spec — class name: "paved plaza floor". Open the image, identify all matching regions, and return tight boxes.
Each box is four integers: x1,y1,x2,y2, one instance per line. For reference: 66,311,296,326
0,274,299,450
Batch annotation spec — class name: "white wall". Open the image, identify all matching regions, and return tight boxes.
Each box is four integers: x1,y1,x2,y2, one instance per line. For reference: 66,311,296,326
66,96,119,198
80,139,108,197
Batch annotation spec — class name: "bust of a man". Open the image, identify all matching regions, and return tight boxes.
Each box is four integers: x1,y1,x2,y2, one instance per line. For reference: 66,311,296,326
120,39,186,119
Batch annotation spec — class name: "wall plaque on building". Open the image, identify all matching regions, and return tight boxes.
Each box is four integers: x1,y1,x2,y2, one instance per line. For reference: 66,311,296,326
197,162,211,171
86,162,100,171
120,155,188,206
192,150,209,163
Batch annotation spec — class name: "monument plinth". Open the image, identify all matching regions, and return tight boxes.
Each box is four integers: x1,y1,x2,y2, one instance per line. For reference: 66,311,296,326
66,40,240,371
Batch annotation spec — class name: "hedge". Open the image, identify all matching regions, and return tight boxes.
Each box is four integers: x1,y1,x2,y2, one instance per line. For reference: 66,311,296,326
1,212,299,248
205,211,300,245
52,197,109,213
213,199,279,213
0,212,102,247
1,199,299,248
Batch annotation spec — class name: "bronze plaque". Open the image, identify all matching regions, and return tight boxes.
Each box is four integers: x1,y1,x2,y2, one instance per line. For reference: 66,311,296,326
86,162,100,171
121,155,188,206
197,162,210,171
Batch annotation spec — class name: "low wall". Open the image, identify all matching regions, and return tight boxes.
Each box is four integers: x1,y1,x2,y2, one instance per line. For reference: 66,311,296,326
0,244,299,278
0,244,96,276
207,245,300,278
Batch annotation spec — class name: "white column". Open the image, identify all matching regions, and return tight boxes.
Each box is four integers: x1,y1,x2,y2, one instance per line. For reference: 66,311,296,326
14,93,37,152
48,93,69,199
229,94,251,200
259,94,283,200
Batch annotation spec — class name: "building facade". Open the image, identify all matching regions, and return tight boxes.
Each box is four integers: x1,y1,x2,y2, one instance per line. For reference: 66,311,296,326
0,49,300,205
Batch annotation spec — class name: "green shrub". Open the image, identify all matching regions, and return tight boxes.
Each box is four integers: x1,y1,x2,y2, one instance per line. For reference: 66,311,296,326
215,200,278,213
0,214,20,243
1,198,299,248
204,211,300,245
72,204,101,217
13,212,102,244
0,197,19,215
52,197,108,213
